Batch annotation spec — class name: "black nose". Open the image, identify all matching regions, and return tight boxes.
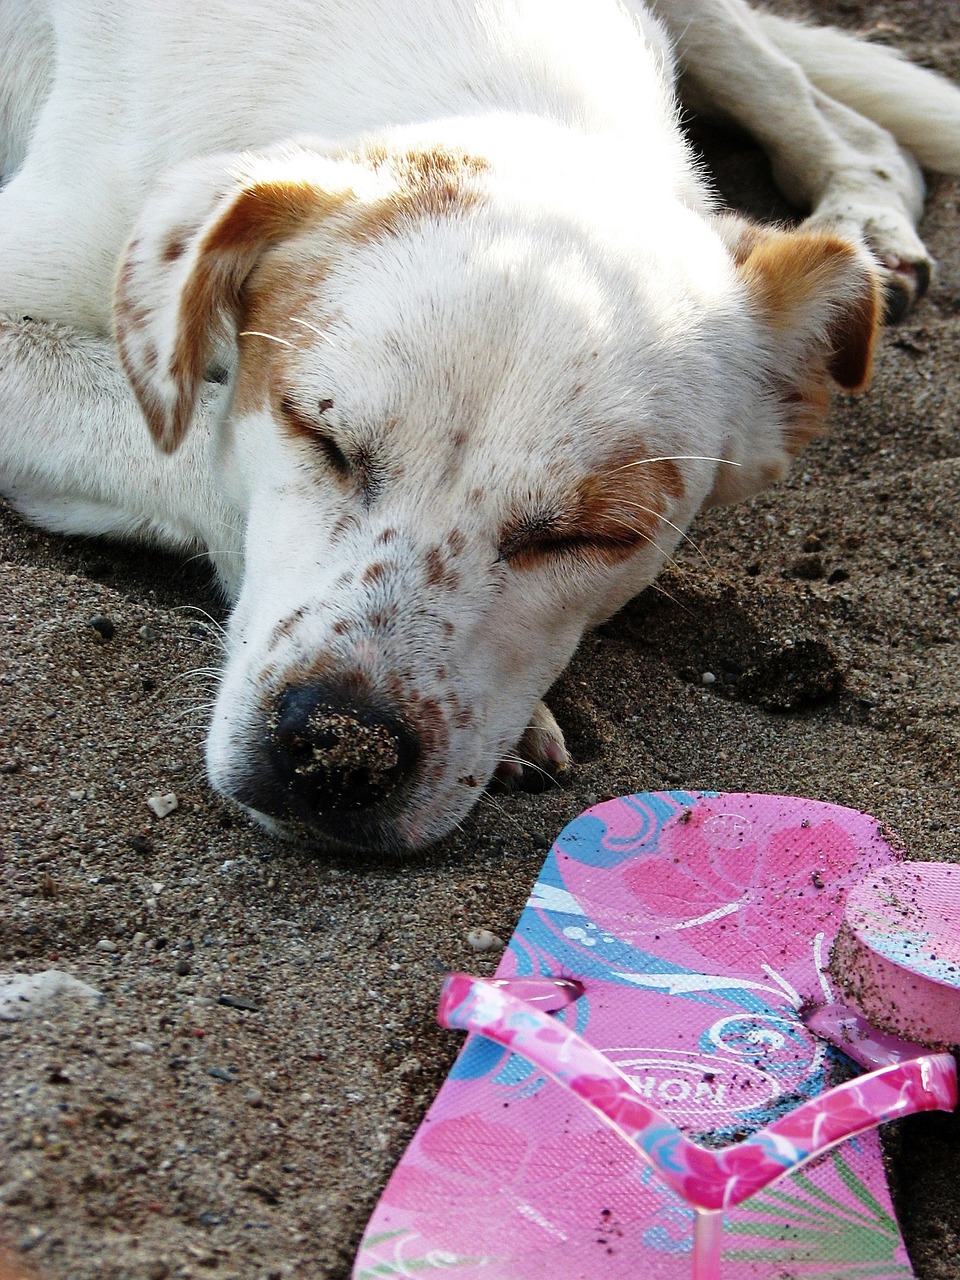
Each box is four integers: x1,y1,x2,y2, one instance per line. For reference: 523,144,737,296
264,682,421,817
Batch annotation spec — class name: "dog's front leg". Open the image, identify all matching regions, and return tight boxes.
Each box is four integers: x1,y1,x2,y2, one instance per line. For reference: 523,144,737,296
644,0,933,319
0,316,242,591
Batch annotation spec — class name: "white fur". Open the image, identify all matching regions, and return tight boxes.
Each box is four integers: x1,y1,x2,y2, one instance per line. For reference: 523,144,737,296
1,0,957,852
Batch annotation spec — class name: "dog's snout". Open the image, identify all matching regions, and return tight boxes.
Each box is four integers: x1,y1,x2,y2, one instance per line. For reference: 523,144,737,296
266,683,420,815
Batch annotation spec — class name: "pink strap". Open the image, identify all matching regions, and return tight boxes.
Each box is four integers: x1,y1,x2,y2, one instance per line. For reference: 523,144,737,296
438,973,957,1212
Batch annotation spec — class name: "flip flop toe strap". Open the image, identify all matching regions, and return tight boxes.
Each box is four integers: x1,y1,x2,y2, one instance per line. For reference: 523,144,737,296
439,973,957,1212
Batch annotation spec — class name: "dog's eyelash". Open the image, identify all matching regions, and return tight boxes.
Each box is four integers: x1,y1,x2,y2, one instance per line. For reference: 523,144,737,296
499,528,639,568
279,395,352,479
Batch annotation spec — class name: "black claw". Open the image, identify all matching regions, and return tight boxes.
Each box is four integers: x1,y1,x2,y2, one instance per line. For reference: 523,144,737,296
883,279,912,325
914,259,932,300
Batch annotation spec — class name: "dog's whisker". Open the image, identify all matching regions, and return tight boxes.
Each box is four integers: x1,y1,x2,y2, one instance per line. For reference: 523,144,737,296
162,703,218,729
290,316,335,344
648,577,698,619
610,454,743,475
616,499,713,566
476,788,527,834
497,751,556,783
238,329,297,348
598,512,689,575
175,604,229,642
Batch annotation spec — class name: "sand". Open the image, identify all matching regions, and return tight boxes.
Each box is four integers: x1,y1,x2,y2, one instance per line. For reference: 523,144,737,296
2,2,960,1276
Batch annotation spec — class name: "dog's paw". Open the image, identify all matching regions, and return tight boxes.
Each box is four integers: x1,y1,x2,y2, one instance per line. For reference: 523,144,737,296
804,204,933,323
493,701,570,794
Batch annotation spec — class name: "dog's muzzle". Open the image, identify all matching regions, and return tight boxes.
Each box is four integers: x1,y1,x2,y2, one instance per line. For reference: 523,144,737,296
232,680,422,846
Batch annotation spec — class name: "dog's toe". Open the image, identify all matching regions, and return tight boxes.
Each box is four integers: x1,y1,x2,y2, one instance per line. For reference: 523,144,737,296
492,701,570,794
880,256,932,324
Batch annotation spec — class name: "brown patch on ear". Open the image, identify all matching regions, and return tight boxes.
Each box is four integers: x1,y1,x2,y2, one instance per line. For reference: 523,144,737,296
738,227,881,455
161,182,350,449
230,246,334,423
825,274,881,392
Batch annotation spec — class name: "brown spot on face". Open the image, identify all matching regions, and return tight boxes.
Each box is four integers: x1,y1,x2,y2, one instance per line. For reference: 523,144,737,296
269,608,306,649
369,606,398,630
447,529,466,556
331,619,351,636
425,547,447,588
363,561,389,586
442,621,455,639
454,705,474,730
375,528,398,546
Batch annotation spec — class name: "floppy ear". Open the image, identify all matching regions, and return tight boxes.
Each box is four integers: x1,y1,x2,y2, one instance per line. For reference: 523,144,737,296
708,220,881,505
114,145,376,452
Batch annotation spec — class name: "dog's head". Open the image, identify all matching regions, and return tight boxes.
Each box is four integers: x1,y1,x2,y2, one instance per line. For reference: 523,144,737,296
115,125,879,853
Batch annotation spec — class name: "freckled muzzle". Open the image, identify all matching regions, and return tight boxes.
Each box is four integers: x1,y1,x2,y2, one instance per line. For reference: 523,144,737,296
231,680,422,844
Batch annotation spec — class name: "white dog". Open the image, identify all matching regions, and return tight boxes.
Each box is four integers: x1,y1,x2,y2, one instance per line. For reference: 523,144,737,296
2,0,959,853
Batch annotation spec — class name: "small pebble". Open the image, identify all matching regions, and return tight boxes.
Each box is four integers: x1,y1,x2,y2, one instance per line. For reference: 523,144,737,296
207,1066,234,1083
245,1087,265,1107
790,553,826,581
218,993,260,1012
701,671,717,685
138,624,159,642
466,927,503,952
86,615,116,641
173,959,192,976
0,971,103,1021
147,793,178,819
19,1224,45,1251
95,939,118,953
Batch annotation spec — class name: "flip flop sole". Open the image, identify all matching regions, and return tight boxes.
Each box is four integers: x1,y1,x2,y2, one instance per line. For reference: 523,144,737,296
354,792,918,1279
833,862,960,1048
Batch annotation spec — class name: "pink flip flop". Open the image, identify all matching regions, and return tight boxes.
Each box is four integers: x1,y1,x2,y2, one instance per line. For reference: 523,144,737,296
831,862,960,1048
353,792,958,1279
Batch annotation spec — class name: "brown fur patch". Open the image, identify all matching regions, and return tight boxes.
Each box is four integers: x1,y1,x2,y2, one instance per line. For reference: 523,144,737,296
130,144,488,451
158,181,354,447
347,145,489,241
501,454,684,569
162,230,190,264
425,547,447,588
738,227,881,455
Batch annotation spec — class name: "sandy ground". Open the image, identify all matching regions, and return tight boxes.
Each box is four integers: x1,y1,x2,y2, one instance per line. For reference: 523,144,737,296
2,2,960,1277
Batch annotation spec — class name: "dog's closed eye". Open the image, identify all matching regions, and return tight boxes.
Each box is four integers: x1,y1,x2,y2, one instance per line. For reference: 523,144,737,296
497,517,642,569
279,394,352,480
